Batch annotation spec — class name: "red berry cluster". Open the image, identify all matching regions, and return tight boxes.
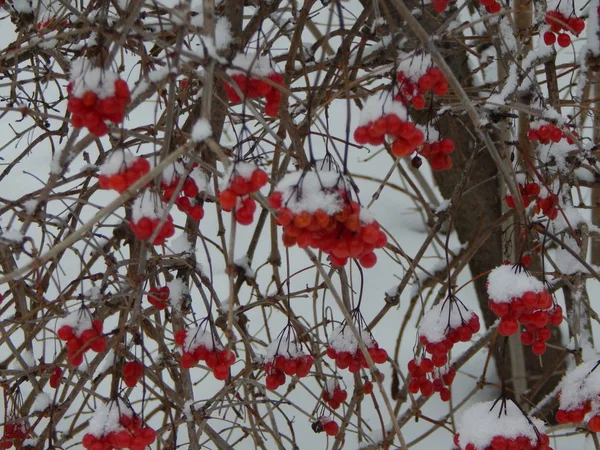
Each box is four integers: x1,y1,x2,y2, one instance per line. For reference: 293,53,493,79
418,138,455,171
395,67,448,109
123,361,144,388
313,417,339,437
57,318,106,366
407,360,455,401
478,0,502,14
0,423,26,449
555,362,600,430
535,193,559,220
454,432,552,450
321,382,348,410
224,73,284,116
543,11,585,47
505,182,541,209
528,123,566,144
219,166,268,225
147,286,169,310
326,340,388,373
161,172,205,222
49,367,62,389
353,113,425,157
270,192,387,268
67,79,131,137
98,157,150,193
264,353,314,390
129,214,175,245
82,414,156,450
174,329,235,380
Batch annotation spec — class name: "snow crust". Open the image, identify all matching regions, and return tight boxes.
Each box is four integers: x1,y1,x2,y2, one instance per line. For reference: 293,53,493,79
31,393,52,413
487,264,545,303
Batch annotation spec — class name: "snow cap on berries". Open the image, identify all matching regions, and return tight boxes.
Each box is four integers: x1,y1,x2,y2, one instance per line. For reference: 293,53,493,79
69,59,118,99
88,400,132,438
182,326,221,353
131,191,167,222
419,302,478,343
273,170,346,215
487,264,545,303
328,325,375,354
357,93,408,126
557,360,600,412
456,400,546,449
228,53,275,77
397,52,433,82
58,309,93,337
265,337,305,363
98,150,140,176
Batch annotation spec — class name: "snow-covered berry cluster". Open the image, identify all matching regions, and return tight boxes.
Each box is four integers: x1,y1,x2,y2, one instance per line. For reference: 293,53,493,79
82,402,156,450
57,310,106,366
224,54,284,116
264,334,313,390
174,327,235,380
49,367,62,389
555,360,600,431
407,359,455,401
67,61,131,137
417,299,481,367
0,423,27,449
123,361,143,388
219,162,268,225
395,53,448,109
353,96,425,157
418,137,455,171
98,150,150,193
147,286,170,310
326,322,388,373
321,380,348,410
487,264,562,355
269,170,387,268
455,401,552,450
160,162,207,222
543,10,585,47
129,191,175,245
